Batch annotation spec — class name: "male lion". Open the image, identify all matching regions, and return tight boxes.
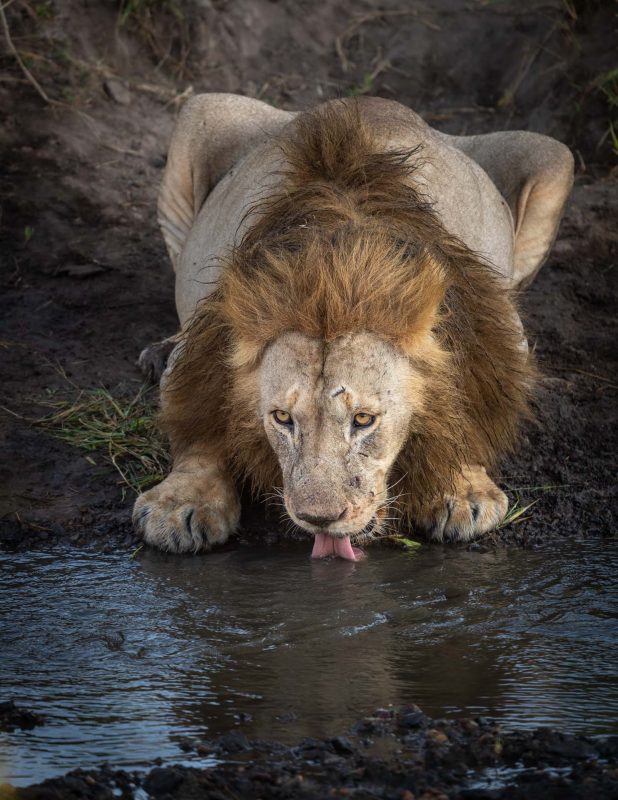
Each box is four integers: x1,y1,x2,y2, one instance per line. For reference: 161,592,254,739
134,95,573,557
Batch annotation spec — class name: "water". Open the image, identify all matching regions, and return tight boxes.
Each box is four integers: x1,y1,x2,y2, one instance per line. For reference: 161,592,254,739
1,537,617,786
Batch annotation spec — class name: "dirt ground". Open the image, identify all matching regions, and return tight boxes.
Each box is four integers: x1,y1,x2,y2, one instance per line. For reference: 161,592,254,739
1,0,616,552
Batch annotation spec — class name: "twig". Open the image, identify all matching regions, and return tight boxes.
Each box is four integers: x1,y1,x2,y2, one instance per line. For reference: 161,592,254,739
343,9,440,40
497,24,557,109
0,1,62,106
0,75,29,84
572,369,618,389
335,9,439,76
0,404,25,420
99,141,146,158
335,35,352,73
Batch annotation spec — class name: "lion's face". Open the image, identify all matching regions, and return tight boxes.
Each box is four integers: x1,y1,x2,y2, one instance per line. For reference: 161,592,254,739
259,331,422,539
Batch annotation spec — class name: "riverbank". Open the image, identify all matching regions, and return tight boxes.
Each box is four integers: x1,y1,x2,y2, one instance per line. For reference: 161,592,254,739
4,705,617,799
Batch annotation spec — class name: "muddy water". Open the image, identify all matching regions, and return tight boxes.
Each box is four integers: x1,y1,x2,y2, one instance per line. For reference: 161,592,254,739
1,538,616,786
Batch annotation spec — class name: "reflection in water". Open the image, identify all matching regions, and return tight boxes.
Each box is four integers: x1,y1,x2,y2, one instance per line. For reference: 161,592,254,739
0,538,616,785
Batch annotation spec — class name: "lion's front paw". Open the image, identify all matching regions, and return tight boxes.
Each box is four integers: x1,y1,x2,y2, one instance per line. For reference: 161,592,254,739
133,470,240,553
419,466,508,542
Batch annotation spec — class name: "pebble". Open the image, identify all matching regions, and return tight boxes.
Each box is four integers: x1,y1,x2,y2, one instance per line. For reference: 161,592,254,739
104,79,132,106
427,729,449,745
217,730,250,753
331,736,355,755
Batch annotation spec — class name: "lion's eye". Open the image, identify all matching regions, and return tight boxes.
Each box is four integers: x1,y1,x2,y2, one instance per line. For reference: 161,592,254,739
353,412,375,428
273,409,293,426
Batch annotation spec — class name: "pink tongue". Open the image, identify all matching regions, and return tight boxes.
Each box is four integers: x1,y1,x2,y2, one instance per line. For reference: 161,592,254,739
311,532,365,562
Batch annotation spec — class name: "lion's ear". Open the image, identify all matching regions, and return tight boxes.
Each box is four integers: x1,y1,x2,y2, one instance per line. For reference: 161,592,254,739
158,93,294,268
229,338,263,371
448,131,574,288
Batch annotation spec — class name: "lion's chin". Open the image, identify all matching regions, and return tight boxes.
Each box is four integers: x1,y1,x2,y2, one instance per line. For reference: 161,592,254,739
311,532,366,562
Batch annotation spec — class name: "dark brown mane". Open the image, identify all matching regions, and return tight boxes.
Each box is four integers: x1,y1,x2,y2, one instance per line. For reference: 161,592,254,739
161,99,533,519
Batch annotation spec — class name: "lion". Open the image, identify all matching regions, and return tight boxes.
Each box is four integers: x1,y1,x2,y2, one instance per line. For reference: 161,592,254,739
133,94,573,557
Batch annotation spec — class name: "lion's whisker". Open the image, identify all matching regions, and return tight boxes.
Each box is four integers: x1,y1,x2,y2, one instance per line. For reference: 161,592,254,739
387,471,409,493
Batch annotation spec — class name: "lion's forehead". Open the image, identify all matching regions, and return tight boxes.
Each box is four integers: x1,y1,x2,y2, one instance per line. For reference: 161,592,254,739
260,331,414,418
323,336,410,398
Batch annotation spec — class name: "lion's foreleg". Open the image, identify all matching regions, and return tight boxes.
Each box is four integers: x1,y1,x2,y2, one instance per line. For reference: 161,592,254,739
133,448,240,553
416,465,508,542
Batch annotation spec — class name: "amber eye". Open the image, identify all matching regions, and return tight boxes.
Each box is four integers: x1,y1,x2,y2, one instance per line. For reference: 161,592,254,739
273,409,293,426
353,412,375,428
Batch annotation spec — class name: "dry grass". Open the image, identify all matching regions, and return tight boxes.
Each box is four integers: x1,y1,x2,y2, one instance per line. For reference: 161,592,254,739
36,385,169,497
595,68,618,156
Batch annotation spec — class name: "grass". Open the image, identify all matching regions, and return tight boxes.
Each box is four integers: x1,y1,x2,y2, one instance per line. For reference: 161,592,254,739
596,67,618,109
36,385,169,498
595,68,618,157
398,537,423,551
497,480,575,530
115,0,192,78
347,72,376,97
497,498,538,529
117,0,184,26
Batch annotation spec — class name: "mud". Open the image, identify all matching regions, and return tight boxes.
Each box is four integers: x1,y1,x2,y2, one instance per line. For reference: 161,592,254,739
6,707,618,799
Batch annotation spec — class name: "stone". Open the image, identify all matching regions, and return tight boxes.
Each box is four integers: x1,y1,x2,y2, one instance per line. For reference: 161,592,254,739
104,79,132,106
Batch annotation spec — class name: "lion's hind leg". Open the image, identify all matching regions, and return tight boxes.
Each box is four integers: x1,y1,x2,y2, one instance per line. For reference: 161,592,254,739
418,466,508,542
158,93,295,269
137,335,179,385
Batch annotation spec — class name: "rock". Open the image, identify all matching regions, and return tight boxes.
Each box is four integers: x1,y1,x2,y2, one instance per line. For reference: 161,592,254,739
544,732,599,761
458,719,479,733
398,708,428,729
178,737,194,753
217,730,250,753
57,262,109,278
143,767,183,796
331,736,355,755
0,700,44,731
427,729,449,745
103,79,132,106
597,736,618,759
0,518,22,551
353,717,379,735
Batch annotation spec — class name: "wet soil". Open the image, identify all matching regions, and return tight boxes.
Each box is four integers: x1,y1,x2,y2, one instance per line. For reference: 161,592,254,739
6,707,618,800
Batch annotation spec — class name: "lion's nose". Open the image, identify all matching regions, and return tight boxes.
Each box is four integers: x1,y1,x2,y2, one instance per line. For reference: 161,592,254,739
296,508,346,528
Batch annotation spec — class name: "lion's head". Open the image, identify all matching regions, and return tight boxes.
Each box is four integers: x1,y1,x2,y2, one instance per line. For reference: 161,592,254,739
260,331,417,540
160,101,532,548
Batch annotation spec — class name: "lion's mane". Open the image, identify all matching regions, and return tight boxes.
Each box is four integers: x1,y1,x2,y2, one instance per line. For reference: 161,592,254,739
161,100,533,521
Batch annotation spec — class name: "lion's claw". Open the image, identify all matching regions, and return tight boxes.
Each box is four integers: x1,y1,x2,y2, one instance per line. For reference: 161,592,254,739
419,466,508,542
133,470,240,553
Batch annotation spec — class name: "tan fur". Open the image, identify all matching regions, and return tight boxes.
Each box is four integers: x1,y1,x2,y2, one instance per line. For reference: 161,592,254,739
155,102,533,537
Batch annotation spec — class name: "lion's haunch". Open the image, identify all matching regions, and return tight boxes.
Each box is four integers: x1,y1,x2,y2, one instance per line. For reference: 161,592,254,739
311,533,365,562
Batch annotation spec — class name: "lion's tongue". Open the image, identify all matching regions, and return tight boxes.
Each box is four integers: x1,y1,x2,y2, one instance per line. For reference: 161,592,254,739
311,532,365,561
